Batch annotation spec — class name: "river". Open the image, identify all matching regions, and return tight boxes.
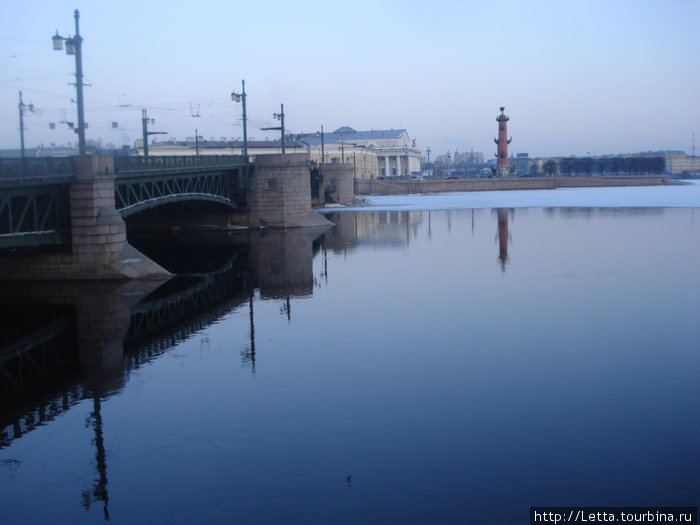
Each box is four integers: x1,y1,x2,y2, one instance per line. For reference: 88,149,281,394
1,182,698,524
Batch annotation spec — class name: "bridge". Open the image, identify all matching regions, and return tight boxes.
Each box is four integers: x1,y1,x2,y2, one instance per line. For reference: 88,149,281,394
0,153,332,280
0,154,250,249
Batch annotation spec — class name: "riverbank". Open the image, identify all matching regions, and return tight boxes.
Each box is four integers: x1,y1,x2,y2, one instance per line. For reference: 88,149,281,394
355,175,669,195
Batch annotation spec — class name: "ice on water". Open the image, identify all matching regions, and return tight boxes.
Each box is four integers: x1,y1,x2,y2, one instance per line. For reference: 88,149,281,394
332,180,700,212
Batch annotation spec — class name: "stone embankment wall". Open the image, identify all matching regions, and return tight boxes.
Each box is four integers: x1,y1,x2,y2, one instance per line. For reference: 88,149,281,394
355,175,669,195
319,163,355,205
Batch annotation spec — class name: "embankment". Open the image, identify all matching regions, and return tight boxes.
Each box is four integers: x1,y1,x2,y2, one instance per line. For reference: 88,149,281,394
355,175,668,195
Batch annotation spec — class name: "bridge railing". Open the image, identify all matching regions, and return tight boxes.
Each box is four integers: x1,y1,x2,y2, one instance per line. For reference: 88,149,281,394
114,155,247,174
0,157,76,181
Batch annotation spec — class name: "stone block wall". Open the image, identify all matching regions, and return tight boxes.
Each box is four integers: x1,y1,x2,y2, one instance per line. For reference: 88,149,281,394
319,163,354,204
354,175,668,195
248,153,331,228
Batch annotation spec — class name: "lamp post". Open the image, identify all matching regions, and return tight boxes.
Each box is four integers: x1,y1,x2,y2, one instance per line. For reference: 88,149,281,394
274,104,285,155
231,79,248,160
18,91,34,171
261,103,285,155
141,109,166,157
321,125,325,163
52,9,86,155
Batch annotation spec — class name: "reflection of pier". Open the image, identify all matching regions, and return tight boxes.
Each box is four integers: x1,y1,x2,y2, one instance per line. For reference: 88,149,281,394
0,224,328,519
323,210,423,252
0,225,329,451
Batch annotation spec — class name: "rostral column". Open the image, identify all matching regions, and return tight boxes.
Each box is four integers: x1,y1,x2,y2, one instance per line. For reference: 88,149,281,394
494,106,512,177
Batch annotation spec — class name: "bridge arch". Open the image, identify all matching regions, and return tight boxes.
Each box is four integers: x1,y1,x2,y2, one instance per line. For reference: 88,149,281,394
118,193,238,218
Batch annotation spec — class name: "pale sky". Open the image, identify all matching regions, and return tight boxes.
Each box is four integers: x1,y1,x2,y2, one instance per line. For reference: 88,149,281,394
1,0,699,158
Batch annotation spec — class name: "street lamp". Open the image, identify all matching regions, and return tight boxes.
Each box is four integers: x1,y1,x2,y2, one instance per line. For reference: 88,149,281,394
231,79,248,160
52,9,86,155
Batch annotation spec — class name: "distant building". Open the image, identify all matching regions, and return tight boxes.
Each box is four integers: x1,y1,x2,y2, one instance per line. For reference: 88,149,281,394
133,137,307,157
513,153,531,176
134,126,422,180
665,152,700,176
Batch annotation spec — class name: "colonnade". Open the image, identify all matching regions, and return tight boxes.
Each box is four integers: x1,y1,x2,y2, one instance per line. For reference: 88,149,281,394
381,155,406,177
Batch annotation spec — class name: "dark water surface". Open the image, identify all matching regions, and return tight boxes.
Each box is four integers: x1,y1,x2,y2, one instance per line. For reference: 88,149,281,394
1,204,699,524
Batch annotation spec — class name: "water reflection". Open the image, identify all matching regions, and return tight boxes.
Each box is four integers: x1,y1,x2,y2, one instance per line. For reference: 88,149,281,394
1,205,698,523
1,226,331,436
2,206,683,439
324,211,423,252
0,225,330,519
497,208,510,271
325,208,515,271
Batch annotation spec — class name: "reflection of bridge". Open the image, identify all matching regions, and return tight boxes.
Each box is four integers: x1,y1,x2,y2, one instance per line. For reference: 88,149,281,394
0,224,328,450
0,317,75,400
125,253,247,344
0,272,249,450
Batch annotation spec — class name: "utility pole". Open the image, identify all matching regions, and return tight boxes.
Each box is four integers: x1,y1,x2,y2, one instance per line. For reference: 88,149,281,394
73,10,85,155
321,125,325,163
231,79,248,159
141,109,166,157
18,91,34,171
195,128,199,157
276,104,285,154
52,10,86,155
261,103,285,154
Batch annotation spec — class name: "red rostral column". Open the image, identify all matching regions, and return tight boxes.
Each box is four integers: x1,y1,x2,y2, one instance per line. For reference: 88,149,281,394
494,106,512,177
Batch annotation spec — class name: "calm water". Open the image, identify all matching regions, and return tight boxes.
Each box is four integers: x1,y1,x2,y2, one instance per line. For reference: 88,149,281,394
1,184,699,524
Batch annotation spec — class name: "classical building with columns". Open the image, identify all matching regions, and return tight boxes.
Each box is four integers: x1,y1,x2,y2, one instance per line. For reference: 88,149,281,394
293,127,422,179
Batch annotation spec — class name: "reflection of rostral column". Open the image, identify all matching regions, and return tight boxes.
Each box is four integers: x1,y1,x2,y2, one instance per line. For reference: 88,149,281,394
494,106,512,177
497,208,509,271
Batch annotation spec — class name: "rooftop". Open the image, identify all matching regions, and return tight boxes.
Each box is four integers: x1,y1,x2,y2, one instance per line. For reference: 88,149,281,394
294,127,408,146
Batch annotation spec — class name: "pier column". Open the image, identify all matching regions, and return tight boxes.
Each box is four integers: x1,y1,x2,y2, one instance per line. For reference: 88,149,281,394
70,156,123,271
247,153,332,229
68,155,170,279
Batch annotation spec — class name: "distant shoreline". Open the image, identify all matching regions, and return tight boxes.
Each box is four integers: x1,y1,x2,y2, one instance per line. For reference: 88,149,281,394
355,175,669,196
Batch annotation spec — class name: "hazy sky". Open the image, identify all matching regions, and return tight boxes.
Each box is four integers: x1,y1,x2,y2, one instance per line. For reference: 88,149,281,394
1,0,699,158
